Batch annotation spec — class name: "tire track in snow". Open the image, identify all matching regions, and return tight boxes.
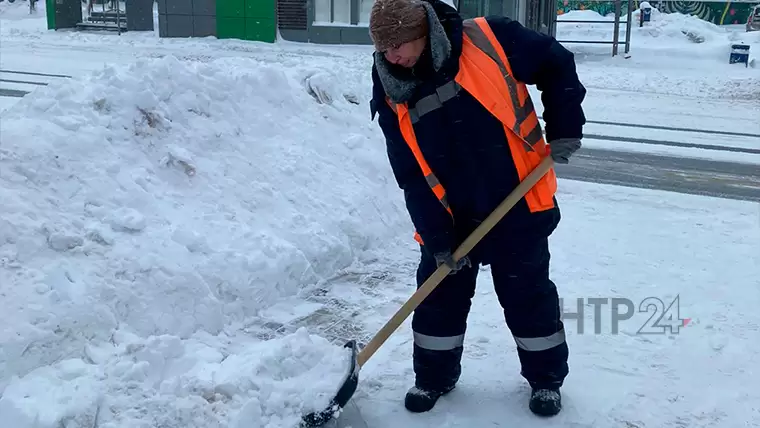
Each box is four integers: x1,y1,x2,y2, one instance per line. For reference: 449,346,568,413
576,118,760,139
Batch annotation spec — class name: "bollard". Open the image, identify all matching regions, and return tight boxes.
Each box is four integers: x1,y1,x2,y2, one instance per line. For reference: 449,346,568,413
729,44,750,67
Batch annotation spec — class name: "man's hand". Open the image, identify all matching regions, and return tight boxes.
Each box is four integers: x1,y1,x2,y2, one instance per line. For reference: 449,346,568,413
434,252,471,275
548,138,582,164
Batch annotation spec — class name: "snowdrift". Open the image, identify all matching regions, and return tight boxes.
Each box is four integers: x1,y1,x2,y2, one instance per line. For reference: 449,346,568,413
557,9,760,62
553,9,760,100
0,55,409,427
0,0,48,30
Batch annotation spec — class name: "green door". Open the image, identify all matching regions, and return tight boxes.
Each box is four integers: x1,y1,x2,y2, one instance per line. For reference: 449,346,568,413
46,0,56,29
217,0,276,42
245,0,275,42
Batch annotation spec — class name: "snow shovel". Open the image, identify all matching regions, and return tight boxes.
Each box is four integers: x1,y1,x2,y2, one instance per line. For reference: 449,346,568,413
301,156,556,427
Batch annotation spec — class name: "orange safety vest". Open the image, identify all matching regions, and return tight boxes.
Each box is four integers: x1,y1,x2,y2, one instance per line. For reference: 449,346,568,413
385,17,558,246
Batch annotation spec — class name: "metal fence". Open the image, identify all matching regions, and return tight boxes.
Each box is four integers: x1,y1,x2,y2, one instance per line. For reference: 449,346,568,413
553,0,634,56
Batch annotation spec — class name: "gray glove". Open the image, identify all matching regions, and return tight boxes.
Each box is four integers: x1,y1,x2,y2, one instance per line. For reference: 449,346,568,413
434,252,471,275
548,138,582,164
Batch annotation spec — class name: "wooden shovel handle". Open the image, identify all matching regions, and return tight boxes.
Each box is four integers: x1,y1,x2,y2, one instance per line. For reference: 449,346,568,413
356,157,555,367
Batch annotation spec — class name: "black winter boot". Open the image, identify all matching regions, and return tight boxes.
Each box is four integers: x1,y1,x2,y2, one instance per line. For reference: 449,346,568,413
404,385,455,413
529,388,562,416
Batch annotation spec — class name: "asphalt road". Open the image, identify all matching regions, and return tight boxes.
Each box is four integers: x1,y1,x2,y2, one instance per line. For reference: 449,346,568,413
556,147,760,202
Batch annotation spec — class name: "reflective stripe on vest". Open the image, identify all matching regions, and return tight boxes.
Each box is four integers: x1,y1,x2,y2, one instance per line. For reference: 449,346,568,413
388,17,558,246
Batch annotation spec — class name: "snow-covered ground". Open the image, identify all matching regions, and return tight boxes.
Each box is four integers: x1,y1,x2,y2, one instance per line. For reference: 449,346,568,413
1,2,759,428
1,3,758,157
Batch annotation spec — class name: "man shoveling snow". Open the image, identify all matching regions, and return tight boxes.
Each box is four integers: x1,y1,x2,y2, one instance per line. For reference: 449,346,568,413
368,0,586,417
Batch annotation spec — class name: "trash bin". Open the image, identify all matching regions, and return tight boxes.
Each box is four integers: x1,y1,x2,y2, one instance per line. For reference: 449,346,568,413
730,44,750,67
641,7,651,22
45,0,83,30
639,1,652,27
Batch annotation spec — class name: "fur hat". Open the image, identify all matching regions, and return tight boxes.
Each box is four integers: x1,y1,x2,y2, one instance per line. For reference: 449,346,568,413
369,0,430,51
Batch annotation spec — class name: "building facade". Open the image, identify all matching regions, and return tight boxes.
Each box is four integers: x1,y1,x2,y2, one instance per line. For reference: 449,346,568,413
279,0,546,44
158,0,553,42
157,0,758,42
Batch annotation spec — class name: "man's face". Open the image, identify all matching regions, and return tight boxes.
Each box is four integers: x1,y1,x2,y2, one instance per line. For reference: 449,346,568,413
383,37,427,68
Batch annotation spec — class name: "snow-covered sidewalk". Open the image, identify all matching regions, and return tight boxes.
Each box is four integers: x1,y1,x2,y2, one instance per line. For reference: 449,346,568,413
347,180,760,428
3,5,758,162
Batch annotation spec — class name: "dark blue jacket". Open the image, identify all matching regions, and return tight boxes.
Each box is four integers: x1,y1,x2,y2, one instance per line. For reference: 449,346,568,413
370,0,586,262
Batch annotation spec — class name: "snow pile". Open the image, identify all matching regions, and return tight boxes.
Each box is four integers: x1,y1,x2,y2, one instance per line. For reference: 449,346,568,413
557,9,760,61
634,8,731,44
555,8,760,99
0,327,351,428
633,6,760,59
0,55,407,426
0,0,46,31
0,0,35,15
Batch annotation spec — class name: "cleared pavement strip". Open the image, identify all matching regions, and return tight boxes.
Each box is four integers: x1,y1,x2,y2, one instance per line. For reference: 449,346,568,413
557,147,760,202
0,68,70,99
0,88,30,97
0,78,48,86
0,69,72,79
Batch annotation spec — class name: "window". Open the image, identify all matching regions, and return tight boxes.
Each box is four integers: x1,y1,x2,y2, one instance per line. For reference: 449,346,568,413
358,0,374,24
313,0,375,25
314,0,350,24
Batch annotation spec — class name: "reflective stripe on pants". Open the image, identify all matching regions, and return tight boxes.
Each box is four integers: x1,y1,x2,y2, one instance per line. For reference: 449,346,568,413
414,332,466,351
514,329,566,352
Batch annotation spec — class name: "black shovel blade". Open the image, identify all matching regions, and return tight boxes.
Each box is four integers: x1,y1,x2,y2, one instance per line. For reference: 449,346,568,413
300,339,360,427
